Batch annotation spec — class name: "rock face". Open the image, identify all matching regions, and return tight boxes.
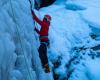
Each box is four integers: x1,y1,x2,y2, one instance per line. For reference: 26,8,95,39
40,0,56,7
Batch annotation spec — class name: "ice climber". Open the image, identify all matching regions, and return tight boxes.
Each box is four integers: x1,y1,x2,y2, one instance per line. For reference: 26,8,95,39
31,10,51,73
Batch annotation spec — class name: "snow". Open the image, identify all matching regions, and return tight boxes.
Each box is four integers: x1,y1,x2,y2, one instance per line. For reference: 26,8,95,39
39,0,100,80
66,1,86,10
66,0,100,36
85,59,100,80
0,0,100,80
78,7,100,36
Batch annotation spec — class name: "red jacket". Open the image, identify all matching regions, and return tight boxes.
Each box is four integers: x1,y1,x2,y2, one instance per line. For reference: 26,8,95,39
32,10,50,41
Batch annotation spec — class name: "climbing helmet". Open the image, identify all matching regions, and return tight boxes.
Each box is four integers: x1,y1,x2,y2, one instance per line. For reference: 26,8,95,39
44,14,51,22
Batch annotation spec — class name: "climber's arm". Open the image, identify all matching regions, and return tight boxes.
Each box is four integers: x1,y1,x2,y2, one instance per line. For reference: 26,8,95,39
34,27,40,34
31,10,43,25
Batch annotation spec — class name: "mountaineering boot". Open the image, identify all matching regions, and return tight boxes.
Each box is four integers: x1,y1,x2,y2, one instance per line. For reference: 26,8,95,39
44,64,51,73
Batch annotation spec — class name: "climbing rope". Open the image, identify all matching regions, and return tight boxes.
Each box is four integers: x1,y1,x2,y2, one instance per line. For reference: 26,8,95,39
9,0,32,80
28,0,33,10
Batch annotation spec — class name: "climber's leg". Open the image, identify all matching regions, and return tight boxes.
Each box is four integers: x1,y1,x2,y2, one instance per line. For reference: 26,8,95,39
38,42,50,73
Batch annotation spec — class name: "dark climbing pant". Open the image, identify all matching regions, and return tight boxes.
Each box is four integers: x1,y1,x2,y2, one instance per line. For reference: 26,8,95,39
38,41,49,68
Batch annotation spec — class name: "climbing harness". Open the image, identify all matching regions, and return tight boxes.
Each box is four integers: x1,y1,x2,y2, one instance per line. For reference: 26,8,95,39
39,36,48,40
9,0,32,80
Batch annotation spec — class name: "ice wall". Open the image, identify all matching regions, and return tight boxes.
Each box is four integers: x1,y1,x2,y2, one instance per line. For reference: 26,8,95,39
0,0,46,80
